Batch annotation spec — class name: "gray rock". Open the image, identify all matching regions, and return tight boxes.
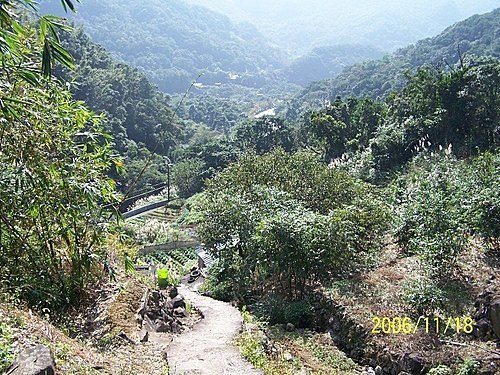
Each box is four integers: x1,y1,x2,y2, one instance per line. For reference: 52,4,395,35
168,287,178,299
138,329,149,343
350,348,363,359
171,295,185,309
171,322,182,334
283,352,293,362
143,314,156,332
476,318,490,337
151,290,160,302
156,320,171,333
173,307,187,318
7,344,55,375
375,365,383,375
490,296,500,338
286,323,295,332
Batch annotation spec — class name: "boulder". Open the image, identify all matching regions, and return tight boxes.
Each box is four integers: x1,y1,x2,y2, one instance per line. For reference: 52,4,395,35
7,344,55,375
475,318,490,338
490,296,500,338
286,323,295,332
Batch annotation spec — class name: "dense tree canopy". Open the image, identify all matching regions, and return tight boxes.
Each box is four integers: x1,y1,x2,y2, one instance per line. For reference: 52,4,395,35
285,8,500,121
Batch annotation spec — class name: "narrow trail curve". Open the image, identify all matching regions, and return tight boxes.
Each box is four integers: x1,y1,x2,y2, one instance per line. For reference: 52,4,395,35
166,285,262,375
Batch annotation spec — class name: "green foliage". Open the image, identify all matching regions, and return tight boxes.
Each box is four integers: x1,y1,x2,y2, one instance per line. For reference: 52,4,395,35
0,72,119,307
0,323,13,373
55,29,181,191
172,158,206,198
206,149,376,214
195,150,389,300
456,358,480,375
140,248,197,268
40,0,284,93
395,153,467,278
0,0,77,84
283,45,383,86
232,117,296,155
238,332,270,371
395,151,499,278
428,365,453,375
305,97,385,160
255,297,313,327
0,9,119,309
460,152,500,246
287,8,500,120
403,279,447,316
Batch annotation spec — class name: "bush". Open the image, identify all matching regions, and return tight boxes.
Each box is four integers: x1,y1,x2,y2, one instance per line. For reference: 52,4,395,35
0,323,13,373
461,152,500,248
0,65,119,309
395,153,467,278
195,150,390,300
255,297,314,328
395,151,500,277
403,278,447,316
456,358,479,375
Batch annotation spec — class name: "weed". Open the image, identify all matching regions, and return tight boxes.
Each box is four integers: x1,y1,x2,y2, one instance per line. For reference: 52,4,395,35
456,358,479,375
0,322,13,372
428,365,453,375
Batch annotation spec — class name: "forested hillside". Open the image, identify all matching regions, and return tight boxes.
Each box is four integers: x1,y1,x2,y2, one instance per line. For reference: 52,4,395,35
41,0,285,93
283,45,384,86
186,0,498,53
56,29,185,193
285,8,500,120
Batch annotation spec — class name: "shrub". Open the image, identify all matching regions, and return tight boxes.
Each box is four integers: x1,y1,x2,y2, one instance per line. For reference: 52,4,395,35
0,70,119,309
403,278,447,316
461,152,499,249
456,358,479,375
195,150,390,300
0,323,13,373
254,296,314,328
395,153,467,278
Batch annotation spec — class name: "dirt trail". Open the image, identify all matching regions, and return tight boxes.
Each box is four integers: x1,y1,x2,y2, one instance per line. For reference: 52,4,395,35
166,284,261,375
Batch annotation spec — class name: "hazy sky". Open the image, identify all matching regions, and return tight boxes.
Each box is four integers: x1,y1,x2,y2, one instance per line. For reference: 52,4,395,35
185,0,500,52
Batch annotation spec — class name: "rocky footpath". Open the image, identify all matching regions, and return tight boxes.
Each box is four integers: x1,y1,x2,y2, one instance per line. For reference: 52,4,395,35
166,285,262,374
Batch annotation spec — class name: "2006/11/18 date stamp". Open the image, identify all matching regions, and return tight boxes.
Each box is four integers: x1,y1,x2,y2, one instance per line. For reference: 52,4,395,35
372,316,474,335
